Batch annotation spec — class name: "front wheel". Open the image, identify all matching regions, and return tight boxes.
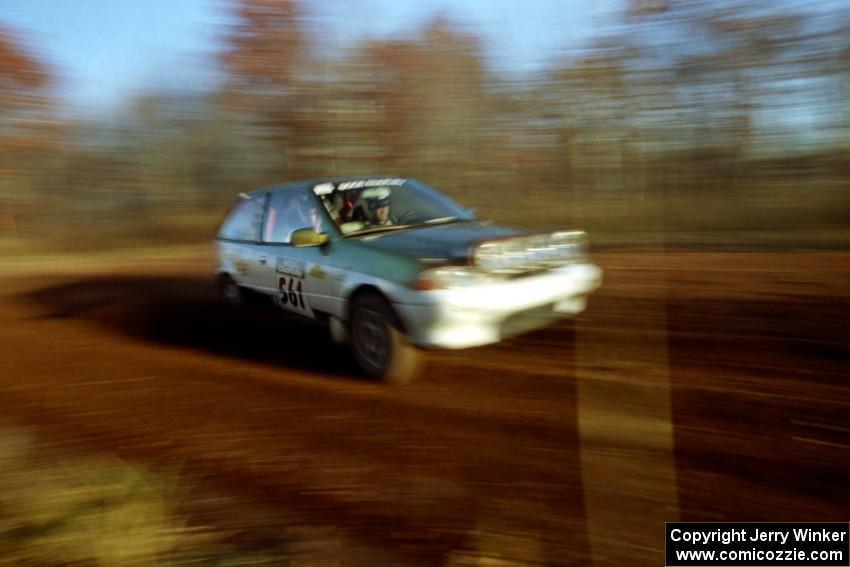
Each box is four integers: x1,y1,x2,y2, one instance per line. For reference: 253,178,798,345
349,293,423,384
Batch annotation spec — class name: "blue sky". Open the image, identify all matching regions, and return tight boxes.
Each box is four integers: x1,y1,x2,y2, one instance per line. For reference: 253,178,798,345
1,0,622,116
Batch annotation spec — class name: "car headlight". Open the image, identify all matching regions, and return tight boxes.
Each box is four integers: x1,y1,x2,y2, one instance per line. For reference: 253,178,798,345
546,230,587,265
413,266,491,290
474,239,528,274
473,230,588,273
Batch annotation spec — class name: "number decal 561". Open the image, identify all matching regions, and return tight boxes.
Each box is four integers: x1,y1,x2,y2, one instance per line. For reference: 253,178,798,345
278,276,306,309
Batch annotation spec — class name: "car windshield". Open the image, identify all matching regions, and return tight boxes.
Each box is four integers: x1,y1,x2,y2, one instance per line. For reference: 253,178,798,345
313,178,474,236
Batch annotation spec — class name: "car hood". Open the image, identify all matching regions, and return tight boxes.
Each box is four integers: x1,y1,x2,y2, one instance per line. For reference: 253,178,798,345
352,221,521,264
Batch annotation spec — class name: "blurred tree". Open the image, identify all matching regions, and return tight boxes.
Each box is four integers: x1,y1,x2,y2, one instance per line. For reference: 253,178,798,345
545,47,635,195
221,0,303,97
218,0,305,177
219,5,490,187
115,93,282,212
342,18,488,191
626,0,809,156
0,27,51,124
0,27,61,237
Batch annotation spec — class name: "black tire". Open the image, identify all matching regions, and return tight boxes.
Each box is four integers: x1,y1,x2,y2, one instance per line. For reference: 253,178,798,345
216,274,245,307
349,293,423,384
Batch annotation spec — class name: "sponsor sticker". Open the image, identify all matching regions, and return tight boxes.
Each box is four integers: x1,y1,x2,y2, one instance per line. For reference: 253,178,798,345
336,178,406,190
276,257,305,278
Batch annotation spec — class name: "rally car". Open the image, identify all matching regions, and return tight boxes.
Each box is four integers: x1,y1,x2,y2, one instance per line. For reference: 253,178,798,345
215,177,602,383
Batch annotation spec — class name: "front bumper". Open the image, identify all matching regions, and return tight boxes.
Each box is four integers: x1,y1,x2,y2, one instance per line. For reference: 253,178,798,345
394,263,602,349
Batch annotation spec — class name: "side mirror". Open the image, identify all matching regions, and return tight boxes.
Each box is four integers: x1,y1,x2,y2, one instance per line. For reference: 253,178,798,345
464,207,478,219
291,227,329,247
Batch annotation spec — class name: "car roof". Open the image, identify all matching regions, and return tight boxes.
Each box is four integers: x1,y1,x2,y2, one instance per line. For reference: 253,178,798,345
244,175,408,197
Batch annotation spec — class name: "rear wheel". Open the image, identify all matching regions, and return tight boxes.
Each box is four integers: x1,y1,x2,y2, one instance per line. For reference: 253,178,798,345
349,293,422,384
216,274,245,306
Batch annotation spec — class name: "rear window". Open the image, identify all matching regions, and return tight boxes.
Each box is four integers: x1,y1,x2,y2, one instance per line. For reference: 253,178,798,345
218,193,267,241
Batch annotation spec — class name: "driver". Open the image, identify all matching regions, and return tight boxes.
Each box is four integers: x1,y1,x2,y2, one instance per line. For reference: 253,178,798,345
361,187,395,226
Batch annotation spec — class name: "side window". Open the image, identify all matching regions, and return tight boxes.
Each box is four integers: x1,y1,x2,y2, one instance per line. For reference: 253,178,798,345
218,193,267,241
264,189,331,244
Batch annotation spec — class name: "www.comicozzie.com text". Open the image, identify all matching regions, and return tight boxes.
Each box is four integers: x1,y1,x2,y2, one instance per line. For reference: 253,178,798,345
670,527,848,546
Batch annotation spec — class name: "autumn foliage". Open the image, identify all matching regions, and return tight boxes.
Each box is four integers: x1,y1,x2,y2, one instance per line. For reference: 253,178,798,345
1,0,849,250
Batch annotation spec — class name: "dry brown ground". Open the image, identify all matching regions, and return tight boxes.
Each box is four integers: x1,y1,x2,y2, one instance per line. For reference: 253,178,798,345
0,249,848,566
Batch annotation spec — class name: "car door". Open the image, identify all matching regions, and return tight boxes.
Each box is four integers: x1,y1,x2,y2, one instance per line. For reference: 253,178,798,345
259,187,334,318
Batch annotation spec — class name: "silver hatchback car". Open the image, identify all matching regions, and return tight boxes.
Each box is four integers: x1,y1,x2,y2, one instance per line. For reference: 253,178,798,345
216,176,602,383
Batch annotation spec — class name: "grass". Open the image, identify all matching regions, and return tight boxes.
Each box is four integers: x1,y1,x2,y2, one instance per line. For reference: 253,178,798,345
0,427,281,566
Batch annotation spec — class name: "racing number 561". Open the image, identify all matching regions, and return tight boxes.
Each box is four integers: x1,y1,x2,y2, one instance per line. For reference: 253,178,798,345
278,276,305,309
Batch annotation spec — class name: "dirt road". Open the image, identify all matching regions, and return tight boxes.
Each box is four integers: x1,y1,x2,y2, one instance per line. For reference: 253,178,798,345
1,250,848,566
